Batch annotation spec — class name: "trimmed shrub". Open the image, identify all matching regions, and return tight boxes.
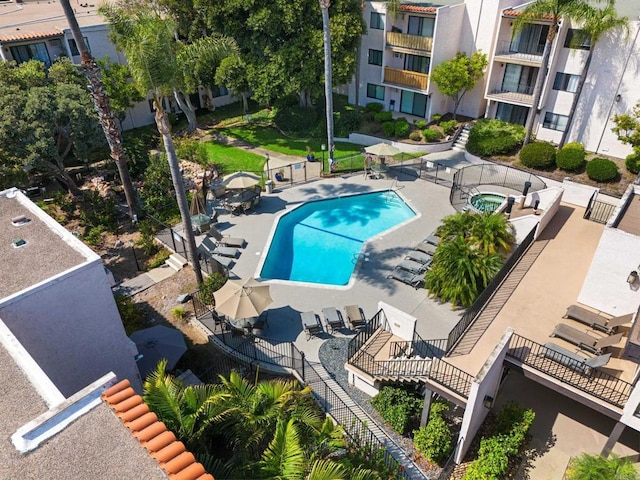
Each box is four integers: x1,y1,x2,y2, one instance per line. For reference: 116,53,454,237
374,111,393,123
415,120,427,129
365,102,384,113
371,386,423,435
147,248,171,269
395,121,410,138
586,157,618,182
414,401,453,465
198,272,228,306
115,295,145,335
440,119,458,135
556,142,586,172
466,119,525,156
83,225,105,246
172,306,187,320
432,113,442,123
625,150,640,174
409,131,422,141
519,142,556,169
423,128,443,142
382,121,396,137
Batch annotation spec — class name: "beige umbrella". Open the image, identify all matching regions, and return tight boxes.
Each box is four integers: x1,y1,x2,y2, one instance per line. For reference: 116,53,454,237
222,171,261,189
214,277,273,320
365,143,401,157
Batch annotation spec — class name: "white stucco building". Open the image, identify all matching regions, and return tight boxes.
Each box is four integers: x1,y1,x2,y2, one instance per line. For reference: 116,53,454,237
350,0,640,159
0,187,142,396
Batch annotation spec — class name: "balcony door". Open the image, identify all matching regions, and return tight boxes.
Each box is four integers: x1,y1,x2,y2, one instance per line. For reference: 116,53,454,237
404,54,430,74
509,24,549,55
407,16,434,37
496,103,529,126
501,64,538,94
400,91,428,117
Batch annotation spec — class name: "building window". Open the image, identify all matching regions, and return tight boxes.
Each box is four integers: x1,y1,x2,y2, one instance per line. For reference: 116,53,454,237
407,16,434,37
496,103,529,126
553,72,580,93
68,37,91,56
211,85,229,97
564,29,591,50
368,49,383,66
370,12,384,30
404,54,430,74
400,91,427,117
509,24,548,55
543,112,569,131
366,83,385,100
9,43,51,66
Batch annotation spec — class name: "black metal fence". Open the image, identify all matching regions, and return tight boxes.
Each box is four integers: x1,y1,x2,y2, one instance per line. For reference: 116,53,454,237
584,190,617,224
146,212,188,258
392,157,459,186
449,163,546,211
507,334,632,408
446,226,537,353
426,358,474,399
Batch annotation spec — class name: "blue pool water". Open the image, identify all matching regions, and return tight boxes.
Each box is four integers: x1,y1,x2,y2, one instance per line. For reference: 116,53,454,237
260,191,416,285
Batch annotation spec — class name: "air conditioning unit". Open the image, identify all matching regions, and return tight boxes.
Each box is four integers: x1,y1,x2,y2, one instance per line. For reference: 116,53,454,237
394,52,404,59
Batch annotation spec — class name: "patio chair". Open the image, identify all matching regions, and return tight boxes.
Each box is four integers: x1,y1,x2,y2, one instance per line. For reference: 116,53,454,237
415,241,437,256
344,305,366,330
405,250,432,265
551,323,624,355
300,311,323,339
543,342,611,375
396,259,429,274
212,255,235,269
322,307,344,333
213,245,240,258
208,227,246,248
564,305,633,334
388,268,424,289
425,234,440,246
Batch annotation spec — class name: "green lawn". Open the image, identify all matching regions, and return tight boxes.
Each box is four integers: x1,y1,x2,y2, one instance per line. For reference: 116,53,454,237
201,142,265,175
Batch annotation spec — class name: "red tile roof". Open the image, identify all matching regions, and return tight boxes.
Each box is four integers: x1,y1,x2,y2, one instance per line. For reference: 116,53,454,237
503,9,555,20
103,380,214,480
400,5,436,14
0,31,63,43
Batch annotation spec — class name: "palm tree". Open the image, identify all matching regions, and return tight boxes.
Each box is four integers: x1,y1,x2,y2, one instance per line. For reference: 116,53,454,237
469,211,515,256
100,5,203,283
319,0,335,172
559,3,629,147
565,452,639,479
435,211,476,242
60,0,138,218
514,0,597,145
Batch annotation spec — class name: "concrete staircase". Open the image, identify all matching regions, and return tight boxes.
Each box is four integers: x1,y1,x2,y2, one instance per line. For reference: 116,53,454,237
165,253,188,272
452,125,471,152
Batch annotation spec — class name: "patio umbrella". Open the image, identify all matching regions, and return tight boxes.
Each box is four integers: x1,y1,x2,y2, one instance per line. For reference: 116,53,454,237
130,325,187,378
214,277,273,320
222,171,261,189
365,143,401,157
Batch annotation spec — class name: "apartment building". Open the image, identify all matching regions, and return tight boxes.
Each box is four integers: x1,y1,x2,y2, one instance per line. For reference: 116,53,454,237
351,0,640,159
0,187,142,396
0,0,234,130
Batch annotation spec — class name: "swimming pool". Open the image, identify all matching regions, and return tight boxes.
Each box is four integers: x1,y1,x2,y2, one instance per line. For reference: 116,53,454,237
469,192,506,213
260,191,416,286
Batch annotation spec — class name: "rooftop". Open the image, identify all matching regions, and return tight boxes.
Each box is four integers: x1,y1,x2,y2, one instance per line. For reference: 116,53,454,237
0,189,96,300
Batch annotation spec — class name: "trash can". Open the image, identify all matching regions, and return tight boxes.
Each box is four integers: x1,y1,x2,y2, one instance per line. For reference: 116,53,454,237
265,180,274,194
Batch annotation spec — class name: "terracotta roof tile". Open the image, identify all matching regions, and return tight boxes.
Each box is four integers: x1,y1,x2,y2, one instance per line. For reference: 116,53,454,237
400,4,436,14
503,9,555,20
0,31,63,43
103,380,215,480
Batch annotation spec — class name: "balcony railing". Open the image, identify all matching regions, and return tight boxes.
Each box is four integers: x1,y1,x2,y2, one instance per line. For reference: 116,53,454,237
507,334,633,409
487,83,535,104
386,31,433,52
427,358,474,399
495,41,544,63
492,83,535,95
384,67,428,91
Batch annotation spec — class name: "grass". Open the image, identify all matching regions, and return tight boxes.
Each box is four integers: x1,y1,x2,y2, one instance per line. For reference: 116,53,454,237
201,142,266,174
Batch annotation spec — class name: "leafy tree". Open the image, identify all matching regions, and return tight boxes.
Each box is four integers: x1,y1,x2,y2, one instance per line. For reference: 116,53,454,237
96,57,145,122
513,0,598,145
216,55,251,112
613,103,640,173
140,153,176,215
0,59,104,196
565,453,639,480
560,4,628,147
431,51,488,120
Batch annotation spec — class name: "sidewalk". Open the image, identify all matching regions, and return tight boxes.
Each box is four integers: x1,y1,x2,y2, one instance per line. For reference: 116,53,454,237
115,264,178,297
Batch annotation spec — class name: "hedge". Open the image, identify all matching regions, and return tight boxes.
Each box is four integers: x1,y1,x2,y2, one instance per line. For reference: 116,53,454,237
423,128,443,142
374,111,393,123
440,119,458,135
413,401,453,465
556,142,586,172
586,157,618,182
466,119,525,156
395,121,410,138
371,386,423,435
365,102,384,113
519,142,556,169
625,150,640,174
382,121,395,137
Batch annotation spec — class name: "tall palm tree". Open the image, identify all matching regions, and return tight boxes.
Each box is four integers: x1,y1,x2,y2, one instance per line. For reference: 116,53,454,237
60,0,138,218
514,0,598,145
320,0,334,171
100,5,203,283
559,3,629,147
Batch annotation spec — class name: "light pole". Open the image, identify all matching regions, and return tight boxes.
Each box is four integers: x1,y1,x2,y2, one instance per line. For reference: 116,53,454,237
321,144,326,173
264,153,270,180
128,239,140,272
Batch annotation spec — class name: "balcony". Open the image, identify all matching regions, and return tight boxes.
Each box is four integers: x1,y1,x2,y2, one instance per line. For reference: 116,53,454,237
486,83,535,105
494,41,544,65
386,31,433,53
384,66,428,91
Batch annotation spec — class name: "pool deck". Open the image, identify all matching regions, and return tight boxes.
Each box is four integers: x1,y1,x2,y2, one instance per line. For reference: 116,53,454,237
212,169,463,361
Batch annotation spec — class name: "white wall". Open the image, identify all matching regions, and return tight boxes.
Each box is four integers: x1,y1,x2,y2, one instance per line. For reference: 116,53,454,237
352,2,387,108
379,302,415,341
0,261,141,397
